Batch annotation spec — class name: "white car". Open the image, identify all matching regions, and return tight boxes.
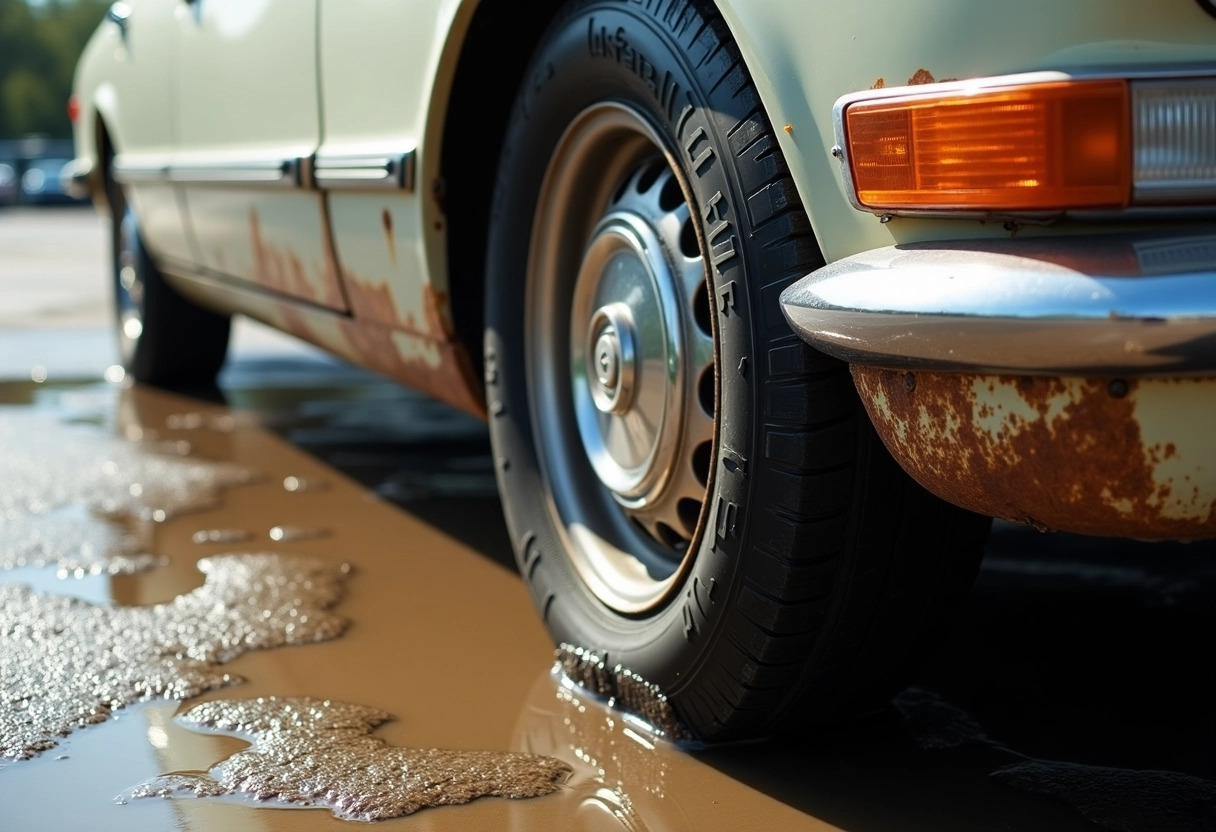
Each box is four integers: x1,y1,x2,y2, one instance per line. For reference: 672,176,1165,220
68,0,1216,742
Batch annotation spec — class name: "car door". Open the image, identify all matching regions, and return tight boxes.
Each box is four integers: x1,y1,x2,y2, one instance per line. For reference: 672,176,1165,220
173,0,347,311
315,0,457,336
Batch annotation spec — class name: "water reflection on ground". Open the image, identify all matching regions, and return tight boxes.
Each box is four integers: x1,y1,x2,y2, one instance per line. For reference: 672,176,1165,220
0,358,1212,831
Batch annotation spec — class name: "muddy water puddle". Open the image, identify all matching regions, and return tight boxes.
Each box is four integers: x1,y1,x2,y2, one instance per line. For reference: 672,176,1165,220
123,696,571,821
0,384,632,829
7,377,1201,831
0,405,257,575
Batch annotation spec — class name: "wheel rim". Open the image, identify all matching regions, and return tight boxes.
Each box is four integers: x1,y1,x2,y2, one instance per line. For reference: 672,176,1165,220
115,207,145,366
526,103,716,614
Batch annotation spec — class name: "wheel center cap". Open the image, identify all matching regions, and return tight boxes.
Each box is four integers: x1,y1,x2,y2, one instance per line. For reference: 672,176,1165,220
594,330,619,389
586,304,635,415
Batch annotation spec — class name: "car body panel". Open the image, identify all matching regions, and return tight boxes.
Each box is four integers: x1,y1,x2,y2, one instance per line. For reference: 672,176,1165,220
317,0,475,342
171,0,343,307
715,0,1216,262
190,189,347,311
328,194,454,337
166,264,484,416
77,0,194,259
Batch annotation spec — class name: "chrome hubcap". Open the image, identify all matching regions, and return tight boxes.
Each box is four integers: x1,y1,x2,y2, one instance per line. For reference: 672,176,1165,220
527,103,716,613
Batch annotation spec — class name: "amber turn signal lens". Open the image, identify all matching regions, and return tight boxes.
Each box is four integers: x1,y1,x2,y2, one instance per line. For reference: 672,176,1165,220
845,80,1131,211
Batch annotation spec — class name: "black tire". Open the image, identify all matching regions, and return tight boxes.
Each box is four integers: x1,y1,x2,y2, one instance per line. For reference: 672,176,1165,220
484,0,991,742
110,191,230,387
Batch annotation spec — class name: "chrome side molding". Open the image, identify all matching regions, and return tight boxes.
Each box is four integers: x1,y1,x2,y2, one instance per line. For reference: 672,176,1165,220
313,152,414,191
112,156,169,184
112,149,415,192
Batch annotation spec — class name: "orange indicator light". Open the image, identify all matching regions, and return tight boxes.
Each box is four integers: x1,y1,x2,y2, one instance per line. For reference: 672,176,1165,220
845,80,1131,211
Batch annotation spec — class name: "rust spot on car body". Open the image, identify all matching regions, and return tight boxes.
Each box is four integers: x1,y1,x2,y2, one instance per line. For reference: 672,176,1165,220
381,208,396,264
248,209,345,310
871,78,886,90
907,69,936,85
269,296,483,419
339,315,482,416
340,272,456,341
423,285,455,339
852,368,1216,540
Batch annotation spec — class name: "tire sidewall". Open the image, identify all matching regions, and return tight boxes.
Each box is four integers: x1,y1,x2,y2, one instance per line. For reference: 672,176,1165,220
486,2,761,698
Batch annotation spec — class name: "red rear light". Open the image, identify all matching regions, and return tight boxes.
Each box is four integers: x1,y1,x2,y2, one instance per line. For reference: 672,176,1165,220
67,95,80,125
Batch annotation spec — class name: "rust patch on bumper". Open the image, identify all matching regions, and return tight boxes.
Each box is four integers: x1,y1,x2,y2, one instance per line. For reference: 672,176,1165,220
853,368,1216,540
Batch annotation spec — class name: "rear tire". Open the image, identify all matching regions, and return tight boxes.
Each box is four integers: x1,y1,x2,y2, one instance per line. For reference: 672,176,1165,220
485,0,990,742
111,194,230,387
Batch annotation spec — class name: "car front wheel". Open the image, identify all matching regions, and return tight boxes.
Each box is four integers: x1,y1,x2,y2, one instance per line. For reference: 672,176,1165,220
484,0,991,742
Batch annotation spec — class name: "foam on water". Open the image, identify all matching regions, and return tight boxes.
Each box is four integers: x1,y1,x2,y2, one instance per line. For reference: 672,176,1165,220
0,410,257,574
0,553,350,760
122,696,572,822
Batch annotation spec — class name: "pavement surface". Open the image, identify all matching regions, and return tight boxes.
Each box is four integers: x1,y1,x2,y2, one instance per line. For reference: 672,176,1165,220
0,206,1213,831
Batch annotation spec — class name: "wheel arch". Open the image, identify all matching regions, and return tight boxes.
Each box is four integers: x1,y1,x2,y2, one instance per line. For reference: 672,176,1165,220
92,110,119,216
439,0,588,384
437,0,797,387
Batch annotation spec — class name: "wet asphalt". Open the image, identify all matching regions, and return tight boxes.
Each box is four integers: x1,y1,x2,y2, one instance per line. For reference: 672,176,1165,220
0,207,1213,831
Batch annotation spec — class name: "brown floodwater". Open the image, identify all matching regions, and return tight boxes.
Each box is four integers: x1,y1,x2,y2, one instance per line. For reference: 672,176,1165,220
1,368,1212,832
0,381,833,830
0,406,255,575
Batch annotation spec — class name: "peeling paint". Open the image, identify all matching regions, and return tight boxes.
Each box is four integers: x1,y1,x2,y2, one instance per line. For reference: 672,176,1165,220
381,208,396,265
342,274,454,341
853,368,1216,539
271,297,483,418
248,208,346,310
870,77,886,89
907,68,936,85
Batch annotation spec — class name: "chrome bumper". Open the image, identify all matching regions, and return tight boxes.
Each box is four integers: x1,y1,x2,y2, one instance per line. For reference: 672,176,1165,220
779,232,1216,375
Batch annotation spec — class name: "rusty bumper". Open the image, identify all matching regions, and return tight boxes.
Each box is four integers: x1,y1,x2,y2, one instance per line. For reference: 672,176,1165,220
780,232,1216,539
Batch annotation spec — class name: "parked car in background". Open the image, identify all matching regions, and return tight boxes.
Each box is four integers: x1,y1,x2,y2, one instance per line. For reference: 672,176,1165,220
66,0,1216,743
20,157,85,205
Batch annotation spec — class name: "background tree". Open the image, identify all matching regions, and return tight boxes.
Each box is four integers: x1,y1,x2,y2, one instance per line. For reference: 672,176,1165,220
1,0,108,139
